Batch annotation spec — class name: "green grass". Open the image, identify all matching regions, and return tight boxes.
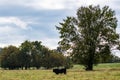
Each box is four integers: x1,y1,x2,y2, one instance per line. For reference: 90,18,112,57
0,63,120,80
95,63,120,68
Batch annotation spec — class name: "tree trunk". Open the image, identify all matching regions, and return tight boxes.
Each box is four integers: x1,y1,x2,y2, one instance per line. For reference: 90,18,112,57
85,62,93,71
25,66,27,70
85,43,95,71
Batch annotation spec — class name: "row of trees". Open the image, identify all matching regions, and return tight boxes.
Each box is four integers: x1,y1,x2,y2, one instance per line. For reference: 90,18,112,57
0,40,73,70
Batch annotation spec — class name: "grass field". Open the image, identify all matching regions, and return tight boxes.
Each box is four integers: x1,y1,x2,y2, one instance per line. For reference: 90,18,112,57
0,63,120,80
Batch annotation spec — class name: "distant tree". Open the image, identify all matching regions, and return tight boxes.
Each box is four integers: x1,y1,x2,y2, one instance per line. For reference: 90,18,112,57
51,49,73,69
109,55,120,63
0,46,20,69
19,40,58,69
19,40,33,69
31,41,42,69
99,54,113,63
40,47,51,69
0,48,2,52
56,5,120,70
49,52,66,68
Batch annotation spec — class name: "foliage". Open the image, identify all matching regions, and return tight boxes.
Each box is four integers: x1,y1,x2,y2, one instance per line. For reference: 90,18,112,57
0,40,72,69
64,57,73,69
43,52,65,69
109,55,120,63
56,5,120,70
50,49,73,69
0,45,20,69
19,40,33,69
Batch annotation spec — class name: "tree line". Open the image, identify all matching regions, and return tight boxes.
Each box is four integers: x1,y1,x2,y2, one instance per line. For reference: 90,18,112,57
0,40,73,70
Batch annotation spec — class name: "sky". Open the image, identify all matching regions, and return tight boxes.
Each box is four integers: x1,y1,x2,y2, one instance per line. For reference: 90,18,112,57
0,0,120,52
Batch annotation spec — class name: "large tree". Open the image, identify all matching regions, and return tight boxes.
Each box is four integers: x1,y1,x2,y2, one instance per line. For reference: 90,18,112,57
56,5,120,70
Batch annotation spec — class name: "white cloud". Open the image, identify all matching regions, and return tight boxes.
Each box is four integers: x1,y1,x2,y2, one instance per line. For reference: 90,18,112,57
41,38,59,49
0,17,28,29
24,0,96,10
26,0,65,10
0,0,119,10
0,17,30,48
0,26,15,33
0,34,26,47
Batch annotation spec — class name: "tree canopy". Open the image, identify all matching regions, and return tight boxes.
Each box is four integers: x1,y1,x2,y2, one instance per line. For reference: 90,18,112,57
56,5,120,70
0,40,73,70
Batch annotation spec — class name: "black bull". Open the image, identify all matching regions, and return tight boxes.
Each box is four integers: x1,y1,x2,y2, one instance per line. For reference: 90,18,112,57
53,68,66,74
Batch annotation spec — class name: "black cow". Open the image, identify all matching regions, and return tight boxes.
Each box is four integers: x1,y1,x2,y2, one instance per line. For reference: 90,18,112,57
53,68,66,74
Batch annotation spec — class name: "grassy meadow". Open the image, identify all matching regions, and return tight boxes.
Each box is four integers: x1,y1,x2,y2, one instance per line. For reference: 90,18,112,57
0,63,120,80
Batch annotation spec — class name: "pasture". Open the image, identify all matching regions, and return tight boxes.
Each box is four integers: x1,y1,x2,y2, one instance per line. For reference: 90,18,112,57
0,63,120,80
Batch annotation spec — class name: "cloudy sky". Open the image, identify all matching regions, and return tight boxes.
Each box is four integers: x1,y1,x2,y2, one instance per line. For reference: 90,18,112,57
0,0,120,50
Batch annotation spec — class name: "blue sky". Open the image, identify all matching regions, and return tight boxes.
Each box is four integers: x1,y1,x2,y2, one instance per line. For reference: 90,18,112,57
0,0,120,51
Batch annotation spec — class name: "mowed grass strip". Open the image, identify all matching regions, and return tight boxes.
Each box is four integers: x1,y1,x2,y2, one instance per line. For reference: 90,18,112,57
0,63,120,80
